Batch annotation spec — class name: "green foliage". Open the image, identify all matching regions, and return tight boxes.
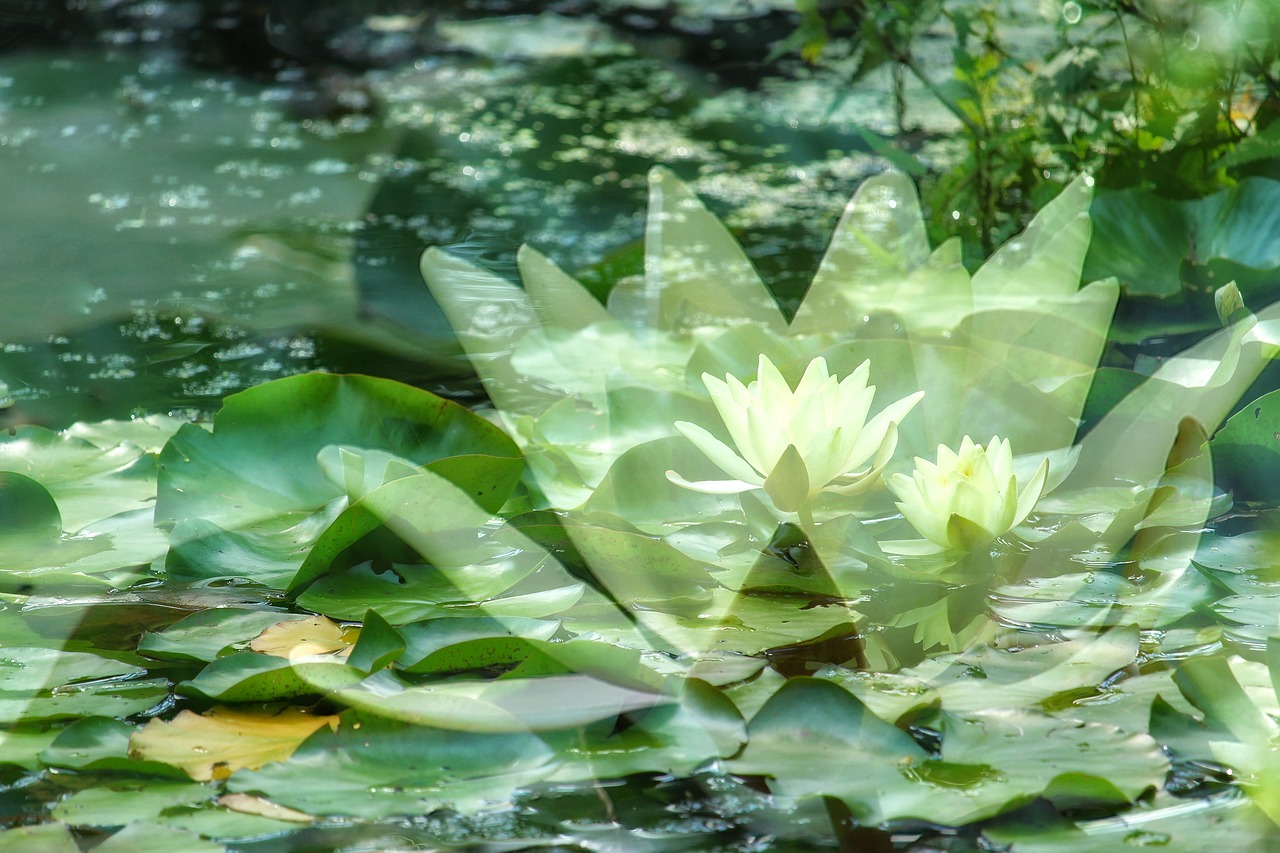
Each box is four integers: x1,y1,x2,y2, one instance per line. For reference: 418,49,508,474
786,0,1279,263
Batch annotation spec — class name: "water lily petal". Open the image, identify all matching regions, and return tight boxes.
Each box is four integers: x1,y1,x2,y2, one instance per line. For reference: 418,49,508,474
793,355,833,399
673,421,763,485
1014,458,1050,526
755,353,793,415
848,390,924,467
828,422,899,497
745,403,788,473
946,513,999,551
664,471,758,495
880,538,949,556
763,444,811,513
703,374,749,450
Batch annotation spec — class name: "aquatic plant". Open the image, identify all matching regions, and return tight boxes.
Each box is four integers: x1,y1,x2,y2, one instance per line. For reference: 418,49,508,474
667,354,922,514
888,435,1047,553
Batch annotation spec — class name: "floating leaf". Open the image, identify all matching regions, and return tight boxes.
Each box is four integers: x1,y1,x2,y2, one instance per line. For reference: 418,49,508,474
131,706,340,781
1209,390,1280,503
286,470,557,599
0,472,61,538
138,609,307,663
177,654,364,703
0,678,169,724
725,678,930,823
165,519,314,588
52,780,215,827
334,668,667,733
546,678,746,781
95,823,226,853
216,793,314,823
227,711,556,818
395,616,560,669
156,373,521,534
347,610,405,673
248,616,355,660
42,717,185,777
302,564,586,626
0,824,78,853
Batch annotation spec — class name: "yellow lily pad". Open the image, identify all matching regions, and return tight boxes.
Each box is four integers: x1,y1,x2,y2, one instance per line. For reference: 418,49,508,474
249,615,357,660
130,706,340,781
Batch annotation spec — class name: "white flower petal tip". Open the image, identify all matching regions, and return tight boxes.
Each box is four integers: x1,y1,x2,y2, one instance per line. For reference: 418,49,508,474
668,354,924,513
664,470,757,495
888,434,1046,552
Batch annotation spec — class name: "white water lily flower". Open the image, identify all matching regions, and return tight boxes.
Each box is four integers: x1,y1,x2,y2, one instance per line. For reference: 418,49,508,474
889,436,1049,552
666,354,923,513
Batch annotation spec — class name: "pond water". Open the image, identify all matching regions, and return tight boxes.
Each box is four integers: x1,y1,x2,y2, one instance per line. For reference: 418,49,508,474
0,4,975,428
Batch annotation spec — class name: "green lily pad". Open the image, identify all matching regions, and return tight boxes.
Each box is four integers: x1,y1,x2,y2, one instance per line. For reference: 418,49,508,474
165,519,314,588
729,677,1164,828
906,626,1141,713
546,678,746,781
1194,529,1280,588
0,824,78,853
555,518,718,606
0,472,61,538
984,794,1276,851
96,823,226,853
286,470,550,598
1085,178,1280,300
156,373,522,534
938,708,1167,812
154,806,309,842
227,711,556,818
581,437,746,534
41,717,187,777
138,609,306,663
0,727,62,770
990,569,1217,630
0,647,143,692
0,678,170,724
1210,390,1280,503
347,610,405,673
297,560,585,625
178,653,365,703
725,677,931,823
0,426,159,532
334,669,668,733
395,617,561,669
52,780,215,827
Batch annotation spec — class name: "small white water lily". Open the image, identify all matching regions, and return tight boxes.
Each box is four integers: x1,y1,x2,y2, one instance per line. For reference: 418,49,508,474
888,436,1049,552
666,354,923,514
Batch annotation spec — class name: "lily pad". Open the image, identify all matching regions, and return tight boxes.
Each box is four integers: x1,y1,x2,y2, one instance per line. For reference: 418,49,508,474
547,678,746,781
131,706,341,781
990,570,1217,630
0,824,79,853
285,470,552,598
96,823,226,853
1209,390,1280,503
41,717,186,777
52,780,215,827
155,373,522,534
395,616,561,669
227,711,557,818
177,653,364,703
137,609,306,663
